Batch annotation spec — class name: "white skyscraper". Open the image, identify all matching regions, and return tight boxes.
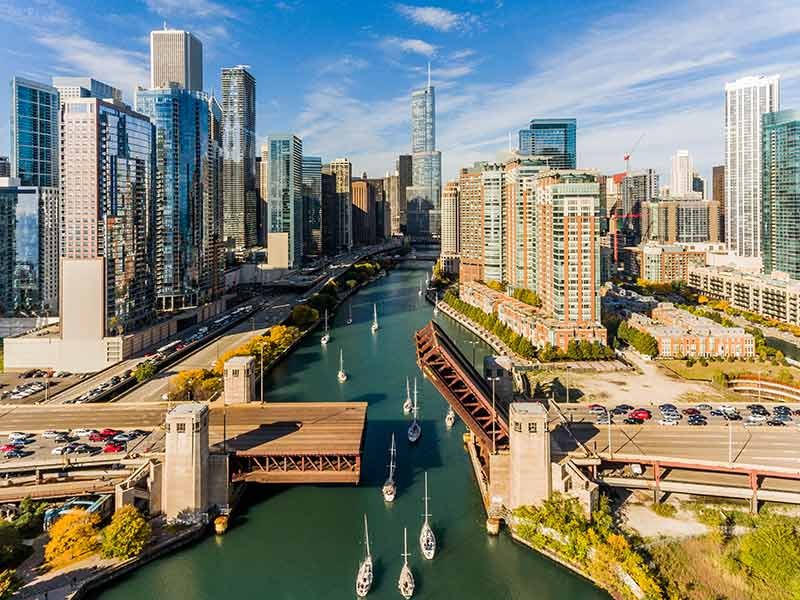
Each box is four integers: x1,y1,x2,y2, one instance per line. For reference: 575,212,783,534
150,29,203,90
670,150,693,197
724,75,780,259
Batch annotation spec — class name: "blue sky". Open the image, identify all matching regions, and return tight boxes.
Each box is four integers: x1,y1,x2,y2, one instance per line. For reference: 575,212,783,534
2,0,800,184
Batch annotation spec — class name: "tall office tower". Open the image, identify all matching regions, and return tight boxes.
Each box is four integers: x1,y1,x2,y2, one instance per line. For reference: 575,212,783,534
351,176,376,246
207,96,224,295
0,157,9,177
441,180,460,257
10,77,60,313
505,156,552,290
762,109,800,279
266,134,303,268
259,144,269,242
60,97,155,336
481,164,506,283
0,178,40,314
518,119,576,168
670,150,693,196
320,172,338,254
328,158,353,250
366,176,389,241
712,165,725,241
619,168,658,245
150,28,203,90
136,87,223,310
458,162,487,282
384,171,400,237
221,66,257,248
725,75,780,258
536,171,601,323
395,154,412,234
408,72,441,239
302,156,322,256
53,77,122,104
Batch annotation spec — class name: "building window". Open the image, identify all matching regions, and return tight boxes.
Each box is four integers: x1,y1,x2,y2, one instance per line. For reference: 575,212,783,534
514,422,522,433
176,423,186,434
528,422,537,434
232,369,240,377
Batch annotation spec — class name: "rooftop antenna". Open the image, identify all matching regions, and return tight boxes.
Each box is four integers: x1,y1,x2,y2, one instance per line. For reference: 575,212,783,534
427,62,431,88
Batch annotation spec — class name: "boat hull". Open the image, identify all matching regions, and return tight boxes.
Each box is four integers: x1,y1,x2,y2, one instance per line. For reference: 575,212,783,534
356,558,373,597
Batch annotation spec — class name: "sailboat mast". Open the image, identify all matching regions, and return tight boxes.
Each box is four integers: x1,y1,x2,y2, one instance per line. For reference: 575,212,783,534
364,514,371,558
403,528,409,565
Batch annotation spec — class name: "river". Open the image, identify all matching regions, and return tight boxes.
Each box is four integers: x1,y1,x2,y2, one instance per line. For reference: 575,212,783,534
95,263,609,600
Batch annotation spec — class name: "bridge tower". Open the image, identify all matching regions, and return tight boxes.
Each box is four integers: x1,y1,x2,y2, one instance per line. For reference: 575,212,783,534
509,402,551,509
164,403,209,523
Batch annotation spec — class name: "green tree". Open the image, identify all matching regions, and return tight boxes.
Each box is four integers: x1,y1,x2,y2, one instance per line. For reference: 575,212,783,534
0,523,25,569
101,505,152,560
0,570,19,600
736,516,800,598
288,304,319,328
133,361,156,382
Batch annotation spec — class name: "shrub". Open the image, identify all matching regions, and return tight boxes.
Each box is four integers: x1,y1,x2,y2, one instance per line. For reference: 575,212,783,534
511,287,542,308
735,516,800,597
44,510,100,568
288,304,319,328
0,524,27,569
101,506,152,560
650,503,678,518
133,361,156,382
0,570,19,600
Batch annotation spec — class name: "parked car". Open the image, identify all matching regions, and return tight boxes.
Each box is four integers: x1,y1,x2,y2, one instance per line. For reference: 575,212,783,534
72,428,96,438
658,419,678,426
4,449,28,459
103,443,124,453
51,446,73,455
623,417,643,425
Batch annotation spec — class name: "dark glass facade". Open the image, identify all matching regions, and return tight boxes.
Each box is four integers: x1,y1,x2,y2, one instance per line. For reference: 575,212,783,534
10,77,59,188
518,119,576,169
0,183,39,315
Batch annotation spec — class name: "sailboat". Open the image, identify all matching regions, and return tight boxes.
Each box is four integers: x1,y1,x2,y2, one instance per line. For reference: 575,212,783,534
445,405,456,429
402,377,413,415
320,309,330,345
355,514,373,598
419,472,436,560
433,291,439,316
382,434,397,502
337,348,348,383
346,304,353,325
407,379,421,443
397,528,415,599
425,274,430,290
417,280,423,297
371,303,379,333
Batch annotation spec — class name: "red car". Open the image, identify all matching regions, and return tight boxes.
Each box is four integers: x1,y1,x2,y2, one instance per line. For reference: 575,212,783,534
89,432,109,442
682,408,700,415
0,443,22,452
630,409,652,420
100,428,121,436
103,443,124,453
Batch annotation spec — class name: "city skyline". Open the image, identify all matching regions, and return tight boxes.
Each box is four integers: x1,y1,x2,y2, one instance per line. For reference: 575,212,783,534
2,1,800,184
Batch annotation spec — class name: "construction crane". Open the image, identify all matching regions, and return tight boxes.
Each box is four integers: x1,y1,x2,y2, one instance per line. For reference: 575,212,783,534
623,132,645,174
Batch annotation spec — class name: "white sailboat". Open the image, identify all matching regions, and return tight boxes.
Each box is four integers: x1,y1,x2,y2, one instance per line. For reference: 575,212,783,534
407,379,421,443
397,528,415,599
371,304,379,333
382,434,397,502
419,472,436,560
417,280,423,296
402,377,413,415
425,274,430,290
337,348,348,383
445,405,456,429
433,291,439,316
320,309,331,345
355,514,373,598
346,304,353,325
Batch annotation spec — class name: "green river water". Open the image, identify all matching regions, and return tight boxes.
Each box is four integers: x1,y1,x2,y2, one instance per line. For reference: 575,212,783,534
95,263,609,600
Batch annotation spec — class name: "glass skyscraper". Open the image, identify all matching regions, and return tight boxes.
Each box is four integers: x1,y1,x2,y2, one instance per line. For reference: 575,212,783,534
267,134,303,268
136,87,223,309
518,118,576,169
9,77,60,313
762,109,800,279
302,156,322,256
408,77,441,240
0,180,39,314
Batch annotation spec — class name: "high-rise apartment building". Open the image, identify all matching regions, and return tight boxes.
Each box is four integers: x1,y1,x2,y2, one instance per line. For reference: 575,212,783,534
670,150,693,196
725,75,780,258
321,172,338,255
385,171,400,237
266,134,303,268
536,171,601,323
713,165,725,241
60,97,155,336
366,176,389,241
136,87,223,309
150,29,203,90
441,180,460,257
518,119,577,169
641,197,720,244
327,158,353,251
53,77,122,104
762,109,800,279
259,144,269,242
351,175,376,246
221,66,257,248
0,157,9,177
408,75,441,239
619,168,659,245
302,156,322,256
10,76,60,313
458,163,488,283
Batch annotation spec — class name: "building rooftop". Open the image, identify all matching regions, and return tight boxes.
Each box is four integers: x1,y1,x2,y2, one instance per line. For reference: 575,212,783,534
692,264,800,292
169,403,209,418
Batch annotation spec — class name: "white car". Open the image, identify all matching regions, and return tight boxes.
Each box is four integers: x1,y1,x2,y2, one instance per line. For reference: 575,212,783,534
42,430,66,439
51,446,72,455
72,428,96,437
746,414,767,424
658,419,678,426
8,432,30,441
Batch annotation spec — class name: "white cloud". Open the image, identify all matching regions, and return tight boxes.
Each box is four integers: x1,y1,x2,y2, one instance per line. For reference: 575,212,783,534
394,4,478,32
38,34,149,99
143,0,235,19
381,36,437,57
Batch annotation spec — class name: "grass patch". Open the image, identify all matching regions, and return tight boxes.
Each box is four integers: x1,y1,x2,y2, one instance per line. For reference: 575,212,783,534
661,359,800,384
650,503,678,518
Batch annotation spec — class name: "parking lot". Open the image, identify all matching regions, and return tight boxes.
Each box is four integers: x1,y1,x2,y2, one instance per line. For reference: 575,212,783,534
0,370,83,405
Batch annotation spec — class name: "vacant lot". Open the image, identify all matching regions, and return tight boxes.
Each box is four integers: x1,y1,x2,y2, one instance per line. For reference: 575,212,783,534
662,359,800,384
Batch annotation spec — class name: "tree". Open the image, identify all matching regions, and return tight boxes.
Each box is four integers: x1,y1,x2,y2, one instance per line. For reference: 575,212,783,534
485,279,505,292
101,506,152,560
44,510,100,568
133,360,156,382
736,516,800,598
288,304,319,328
0,570,19,600
0,523,25,569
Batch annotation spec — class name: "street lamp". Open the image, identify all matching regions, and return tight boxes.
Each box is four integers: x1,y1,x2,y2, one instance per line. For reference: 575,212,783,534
464,339,479,369
487,375,501,455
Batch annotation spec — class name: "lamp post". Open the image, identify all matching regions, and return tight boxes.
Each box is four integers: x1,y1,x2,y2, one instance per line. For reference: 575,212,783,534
464,339,479,369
